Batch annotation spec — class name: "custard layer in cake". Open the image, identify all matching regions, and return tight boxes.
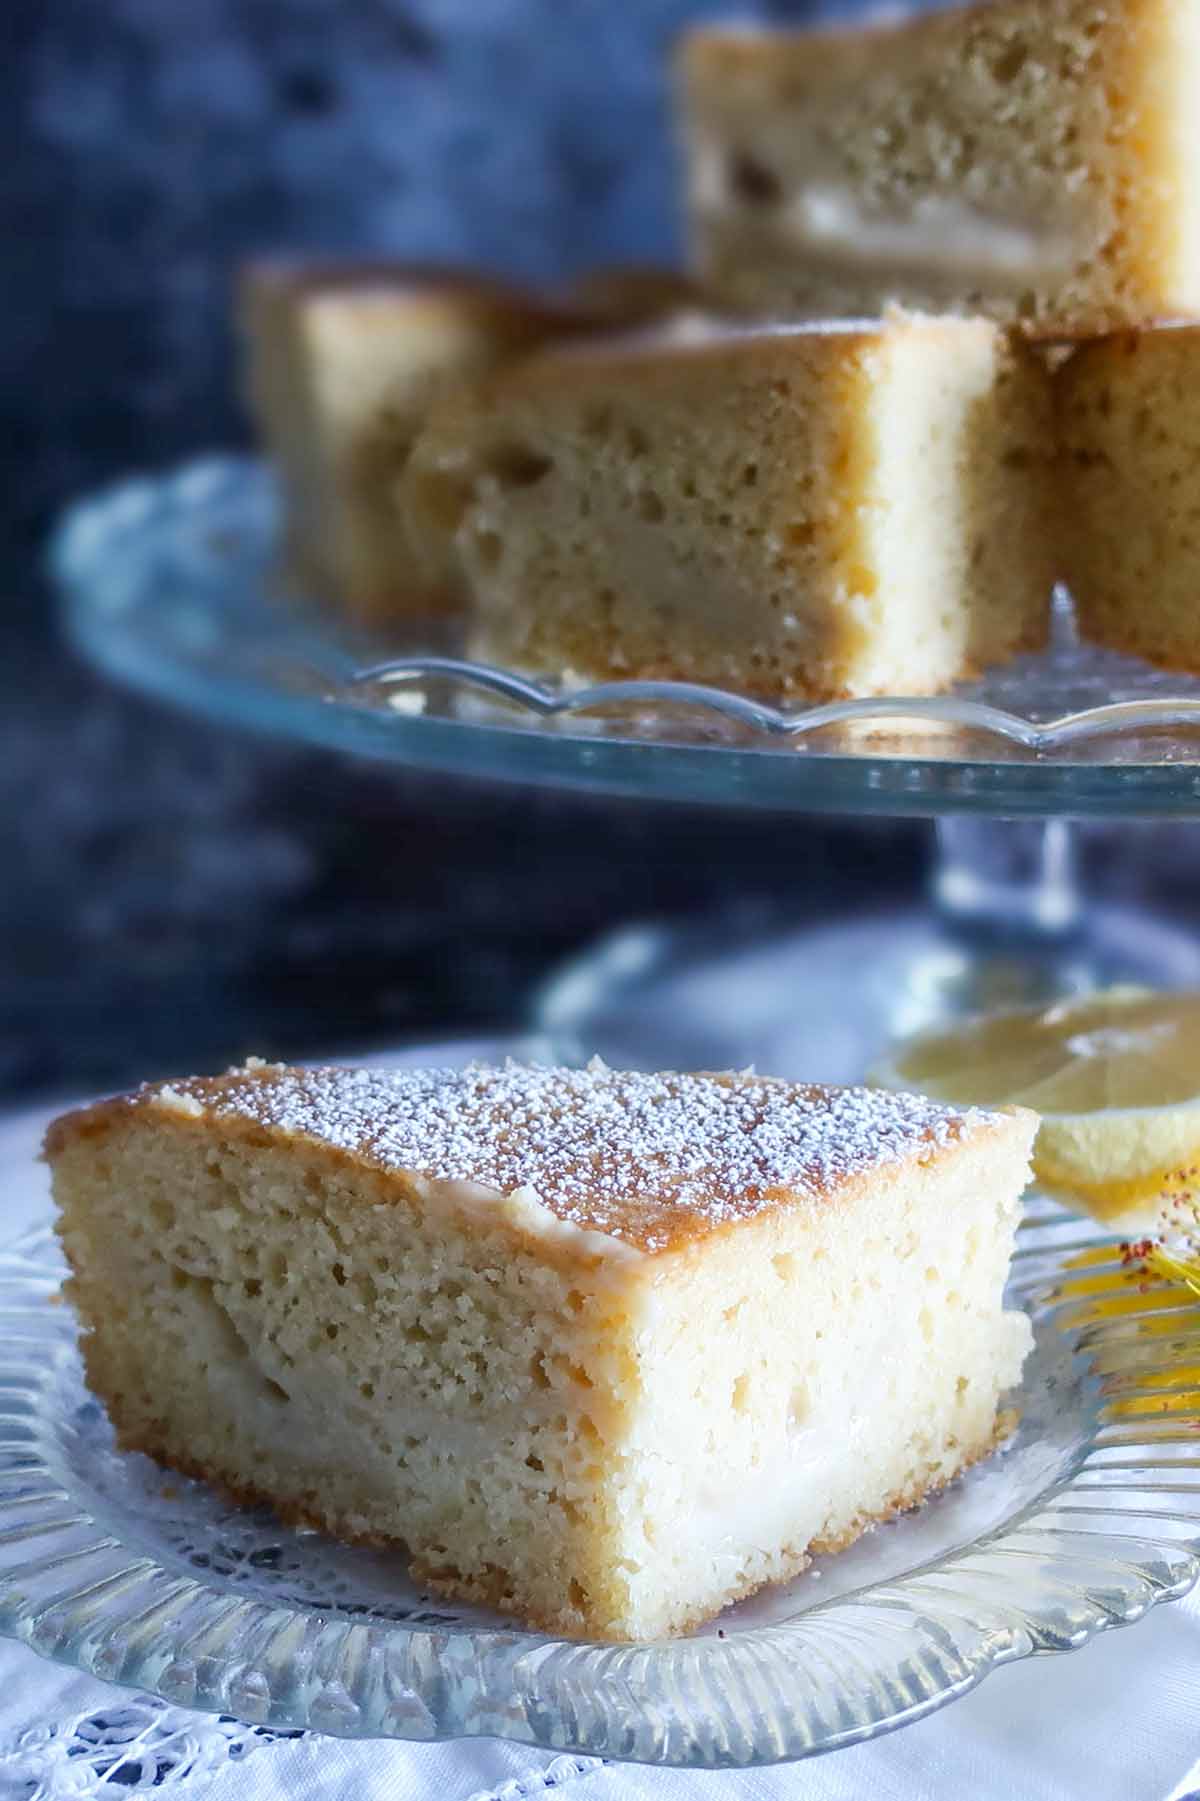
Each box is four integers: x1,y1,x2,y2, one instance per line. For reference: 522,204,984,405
402,316,1055,701
678,1,1200,333
1057,324,1200,671
240,261,584,626
47,1063,1035,1642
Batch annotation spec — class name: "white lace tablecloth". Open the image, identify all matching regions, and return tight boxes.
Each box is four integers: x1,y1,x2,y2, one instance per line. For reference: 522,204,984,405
4,1054,1200,1801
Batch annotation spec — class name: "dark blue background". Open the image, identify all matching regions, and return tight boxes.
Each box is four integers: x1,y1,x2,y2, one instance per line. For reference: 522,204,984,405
1,1,1167,1103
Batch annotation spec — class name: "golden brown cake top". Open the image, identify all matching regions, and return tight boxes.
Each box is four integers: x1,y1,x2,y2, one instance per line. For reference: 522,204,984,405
47,1062,1012,1255
447,311,1001,401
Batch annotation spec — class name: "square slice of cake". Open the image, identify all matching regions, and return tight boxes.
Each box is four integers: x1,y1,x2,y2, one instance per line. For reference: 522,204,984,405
240,261,583,627
47,1062,1035,1642
1057,323,1200,670
402,315,1055,701
678,0,1200,334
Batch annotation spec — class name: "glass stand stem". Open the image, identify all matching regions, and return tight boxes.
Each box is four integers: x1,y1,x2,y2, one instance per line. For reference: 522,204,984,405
536,821,1200,1084
883,818,1089,1036
904,818,1200,1035
933,818,1082,944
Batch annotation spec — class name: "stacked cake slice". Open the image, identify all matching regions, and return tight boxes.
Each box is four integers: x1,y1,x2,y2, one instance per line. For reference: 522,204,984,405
678,0,1200,334
671,0,1200,677
403,315,1054,700
241,263,595,625
240,0,1200,694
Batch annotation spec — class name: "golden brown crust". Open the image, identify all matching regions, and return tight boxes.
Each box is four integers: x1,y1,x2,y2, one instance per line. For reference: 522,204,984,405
1018,312,1200,344
45,1065,1030,1259
44,1071,268,1161
490,313,997,385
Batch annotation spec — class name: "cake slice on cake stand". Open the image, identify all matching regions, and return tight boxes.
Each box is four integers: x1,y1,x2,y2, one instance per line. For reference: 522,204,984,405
52,457,1200,1086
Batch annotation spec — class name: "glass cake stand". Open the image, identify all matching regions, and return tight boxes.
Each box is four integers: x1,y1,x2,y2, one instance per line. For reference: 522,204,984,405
37,462,1200,1761
51,454,1200,1080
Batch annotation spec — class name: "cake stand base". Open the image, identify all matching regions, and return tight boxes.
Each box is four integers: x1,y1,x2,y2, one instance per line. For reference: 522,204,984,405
535,902,1200,1086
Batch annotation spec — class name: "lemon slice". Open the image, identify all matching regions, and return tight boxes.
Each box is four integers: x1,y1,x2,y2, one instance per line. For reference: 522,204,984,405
870,987,1200,1233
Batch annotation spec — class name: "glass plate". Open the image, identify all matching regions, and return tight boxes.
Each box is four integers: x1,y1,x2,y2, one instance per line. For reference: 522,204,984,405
50,456,1200,819
3,1202,1199,1767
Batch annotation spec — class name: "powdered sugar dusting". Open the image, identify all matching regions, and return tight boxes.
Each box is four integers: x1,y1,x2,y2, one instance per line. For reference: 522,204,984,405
129,1062,1001,1254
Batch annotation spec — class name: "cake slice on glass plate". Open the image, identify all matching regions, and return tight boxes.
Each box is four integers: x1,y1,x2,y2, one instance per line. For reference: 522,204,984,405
47,1060,1035,1641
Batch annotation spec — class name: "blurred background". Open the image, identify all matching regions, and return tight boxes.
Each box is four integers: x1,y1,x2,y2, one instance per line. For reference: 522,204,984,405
5,0,1189,1104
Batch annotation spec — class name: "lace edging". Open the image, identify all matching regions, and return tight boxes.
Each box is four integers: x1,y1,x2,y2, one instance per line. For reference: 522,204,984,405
470,1753,609,1801
0,1694,303,1797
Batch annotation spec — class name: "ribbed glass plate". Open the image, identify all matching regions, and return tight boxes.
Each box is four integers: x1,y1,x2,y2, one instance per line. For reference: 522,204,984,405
2,1200,1199,1767
50,456,1200,818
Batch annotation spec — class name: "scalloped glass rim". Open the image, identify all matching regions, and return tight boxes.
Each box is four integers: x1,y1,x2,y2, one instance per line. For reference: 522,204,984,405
2,1202,1200,1767
49,456,1200,819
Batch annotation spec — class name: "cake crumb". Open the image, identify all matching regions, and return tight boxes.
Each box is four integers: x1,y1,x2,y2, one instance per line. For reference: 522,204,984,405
154,1086,204,1119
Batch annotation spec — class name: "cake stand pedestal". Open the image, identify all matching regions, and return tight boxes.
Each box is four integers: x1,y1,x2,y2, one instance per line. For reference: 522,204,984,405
534,818,1200,1083
52,455,1200,1081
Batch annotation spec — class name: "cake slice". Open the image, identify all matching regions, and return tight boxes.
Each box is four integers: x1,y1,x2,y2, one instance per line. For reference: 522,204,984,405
47,1061,1035,1642
1057,323,1200,670
402,315,1055,701
678,1,1200,333
240,261,584,627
